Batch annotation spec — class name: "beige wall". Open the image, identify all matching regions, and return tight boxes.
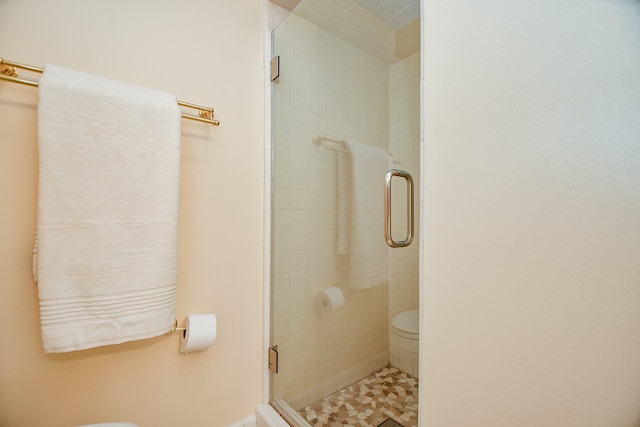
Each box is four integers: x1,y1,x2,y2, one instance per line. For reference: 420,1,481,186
422,0,640,426
0,1,264,427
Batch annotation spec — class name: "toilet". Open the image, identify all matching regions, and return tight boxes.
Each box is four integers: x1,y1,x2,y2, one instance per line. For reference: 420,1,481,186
389,309,419,377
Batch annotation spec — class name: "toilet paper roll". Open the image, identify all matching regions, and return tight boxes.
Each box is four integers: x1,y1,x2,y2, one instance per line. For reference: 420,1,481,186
316,286,345,312
180,314,217,353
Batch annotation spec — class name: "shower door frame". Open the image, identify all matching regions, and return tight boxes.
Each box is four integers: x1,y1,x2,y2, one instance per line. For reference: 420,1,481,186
263,1,425,424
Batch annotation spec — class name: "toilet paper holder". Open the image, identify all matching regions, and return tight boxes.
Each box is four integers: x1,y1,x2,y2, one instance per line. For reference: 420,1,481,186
170,319,186,335
171,314,218,353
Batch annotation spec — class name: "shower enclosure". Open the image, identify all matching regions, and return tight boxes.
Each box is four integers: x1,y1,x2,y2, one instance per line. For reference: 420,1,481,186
269,1,421,425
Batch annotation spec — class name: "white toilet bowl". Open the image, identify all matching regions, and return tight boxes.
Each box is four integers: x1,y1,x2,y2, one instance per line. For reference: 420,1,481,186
389,309,419,377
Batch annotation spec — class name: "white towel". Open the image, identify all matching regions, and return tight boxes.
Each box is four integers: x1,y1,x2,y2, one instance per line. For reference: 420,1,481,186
35,64,181,353
336,149,351,255
346,141,390,289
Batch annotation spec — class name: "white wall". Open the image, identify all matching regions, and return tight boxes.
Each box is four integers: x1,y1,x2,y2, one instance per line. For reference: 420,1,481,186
421,0,640,426
0,2,264,426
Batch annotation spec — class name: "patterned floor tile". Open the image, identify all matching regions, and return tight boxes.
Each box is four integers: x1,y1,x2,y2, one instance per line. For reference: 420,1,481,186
299,365,418,427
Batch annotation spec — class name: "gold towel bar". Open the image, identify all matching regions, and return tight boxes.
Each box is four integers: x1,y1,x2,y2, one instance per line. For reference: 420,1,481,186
0,57,220,126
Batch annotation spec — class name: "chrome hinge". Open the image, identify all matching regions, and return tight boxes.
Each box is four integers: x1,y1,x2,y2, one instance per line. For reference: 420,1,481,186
268,345,279,373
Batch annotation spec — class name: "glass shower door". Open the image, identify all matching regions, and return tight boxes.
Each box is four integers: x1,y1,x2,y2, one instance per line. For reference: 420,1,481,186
270,1,421,425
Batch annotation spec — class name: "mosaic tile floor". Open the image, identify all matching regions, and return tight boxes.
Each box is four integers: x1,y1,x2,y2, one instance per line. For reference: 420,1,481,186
299,366,418,427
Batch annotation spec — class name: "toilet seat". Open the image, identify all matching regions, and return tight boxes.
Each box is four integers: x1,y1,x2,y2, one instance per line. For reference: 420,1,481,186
391,309,419,339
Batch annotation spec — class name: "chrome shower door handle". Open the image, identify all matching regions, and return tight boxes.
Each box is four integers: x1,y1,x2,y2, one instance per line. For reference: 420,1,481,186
384,169,414,248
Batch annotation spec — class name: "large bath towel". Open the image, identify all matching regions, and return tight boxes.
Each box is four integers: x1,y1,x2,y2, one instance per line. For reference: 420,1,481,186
34,64,181,353
346,141,390,289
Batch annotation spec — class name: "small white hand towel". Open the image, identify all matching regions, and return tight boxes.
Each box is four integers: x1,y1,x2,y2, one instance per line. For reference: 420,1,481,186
346,141,390,289
35,64,181,353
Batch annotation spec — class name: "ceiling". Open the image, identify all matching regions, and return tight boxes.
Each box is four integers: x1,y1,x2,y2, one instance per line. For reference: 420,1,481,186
360,0,419,30
272,0,420,63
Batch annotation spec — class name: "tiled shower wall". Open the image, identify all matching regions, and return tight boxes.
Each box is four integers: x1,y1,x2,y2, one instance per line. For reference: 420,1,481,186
271,13,390,410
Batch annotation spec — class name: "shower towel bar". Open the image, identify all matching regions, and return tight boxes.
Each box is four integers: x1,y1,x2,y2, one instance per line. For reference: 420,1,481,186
0,56,220,126
313,134,397,160
313,134,349,152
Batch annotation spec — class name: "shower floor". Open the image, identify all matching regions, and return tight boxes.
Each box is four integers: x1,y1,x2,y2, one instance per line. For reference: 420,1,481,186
298,365,418,427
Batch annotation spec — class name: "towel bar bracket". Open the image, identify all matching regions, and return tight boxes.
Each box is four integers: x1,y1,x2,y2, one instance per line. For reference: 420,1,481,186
0,63,18,78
